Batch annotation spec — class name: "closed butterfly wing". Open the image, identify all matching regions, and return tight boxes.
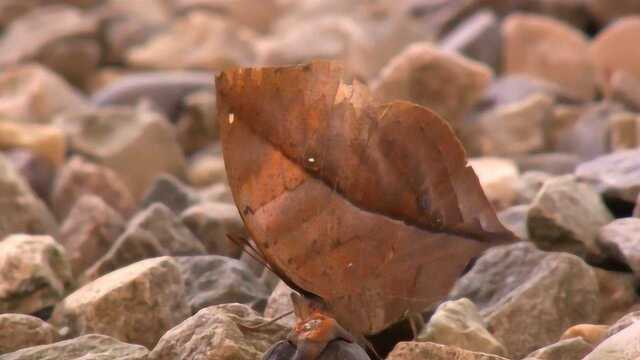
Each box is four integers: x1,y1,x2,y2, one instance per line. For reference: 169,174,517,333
216,61,516,336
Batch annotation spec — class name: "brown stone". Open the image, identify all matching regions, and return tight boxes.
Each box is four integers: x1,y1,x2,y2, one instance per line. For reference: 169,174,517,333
593,269,638,325
173,0,282,33
51,257,190,350
582,321,640,360
263,281,295,328
387,341,509,360
609,70,640,110
51,156,135,221
4,148,56,200
560,324,608,345
468,157,519,211
180,201,246,257
503,13,595,101
0,314,57,355
0,121,65,167
608,112,640,151
523,337,593,360
186,155,227,188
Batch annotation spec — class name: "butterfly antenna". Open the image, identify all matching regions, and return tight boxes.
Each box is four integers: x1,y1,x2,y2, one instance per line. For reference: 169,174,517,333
237,310,294,331
226,234,273,272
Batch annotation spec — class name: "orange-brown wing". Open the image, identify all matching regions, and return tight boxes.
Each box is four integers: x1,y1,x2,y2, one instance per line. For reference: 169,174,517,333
216,61,516,336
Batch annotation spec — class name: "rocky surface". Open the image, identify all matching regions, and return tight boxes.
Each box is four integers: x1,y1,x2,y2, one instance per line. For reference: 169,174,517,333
180,201,247,257
0,314,57,355
523,337,594,360
387,341,509,360
576,149,640,203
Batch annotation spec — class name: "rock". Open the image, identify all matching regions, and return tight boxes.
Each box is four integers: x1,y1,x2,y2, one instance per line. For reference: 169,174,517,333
176,90,217,155
582,321,640,360
576,148,640,202
173,0,282,33
59,195,125,276
0,314,57,355
0,5,100,87
57,106,186,199
0,334,148,360
51,257,190,349
186,155,227,188
148,303,289,360
50,156,135,221
90,72,212,120
418,298,508,356
440,10,501,71
498,205,529,240
263,339,370,360
478,94,552,156
199,182,234,203
387,341,508,360
597,218,640,277
126,12,256,71
515,171,552,205
450,242,601,358
84,204,206,282
523,337,593,360
608,112,640,151
4,149,56,200
0,121,65,167
0,64,88,124
467,157,519,210
0,234,73,315
548,104,586,150
607,311,640,337
175,256,269,314
609,70,640,111
593,269,638,325
515,152,580,175
527,175,613,259
0,154,59,238
478,75,577,112
180,201,246,257
371,42,492,125
263,281,295,328
140,174,200,215
586,0,640,24
502,13,594,101
560,324,608,345
590,16,640,94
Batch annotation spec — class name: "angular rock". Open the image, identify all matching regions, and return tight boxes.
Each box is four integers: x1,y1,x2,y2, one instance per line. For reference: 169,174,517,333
523,337,593,360
441,10,501,71
610,70,640,111
590,16,640,94
597,218,640,277
186,155,227,188
418,298,508,357
478,94,552,156
450,242,601,358
371,42,492,125
176,90,217,155
149,303,289,360
84,204,206,282
0,314,57,355
515,171,552,205
0,334,148,359
387,341,508,360
0,234,73,315
263,281,295,328
180,201,246,257
576,149,640,203
468,157,519,211
0,64,88,124
50,156,135,221
57,106,186,199
126,12,256,71
515,152,580,175
0,121,65,167
582,321,640,360
593,269,638,325
0,154,58,238
607,311,640,337
140,174,200,215
59,195,125,276
608,112,640,151
503,13,594,100
498,205,529,240
4,148,56,201
560,324,608,345
51,257,190,349
527,175,613,259
176,256,269,314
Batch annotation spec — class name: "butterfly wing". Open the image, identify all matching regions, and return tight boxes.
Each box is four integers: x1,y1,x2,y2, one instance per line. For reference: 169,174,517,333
216,61,516,335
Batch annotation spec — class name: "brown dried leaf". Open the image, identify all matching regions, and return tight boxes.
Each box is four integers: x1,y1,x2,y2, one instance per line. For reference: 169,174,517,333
216,61,515,336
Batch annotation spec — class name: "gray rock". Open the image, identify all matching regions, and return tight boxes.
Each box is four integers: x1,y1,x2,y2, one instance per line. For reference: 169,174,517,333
478,75,577,113
607,311,640,338
264,281,295,328
582,321,640,360
515,152,580,175
576,148,640,203
523,337,594,360
441,10,501,71
498,205,529,240
59,195,125,277
388,341,508,360
418,298,508,357
180,202,246,258
0,154,59,239
0,334,149,360
0,234,73,315
148,303,289,360
175,255,269,314
0,314,57,355
450,242,600,358
83,203,206,282
515,171,552,205
51,257,190,350
597,218,640,278
527,175,613,259
140,174,200,215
